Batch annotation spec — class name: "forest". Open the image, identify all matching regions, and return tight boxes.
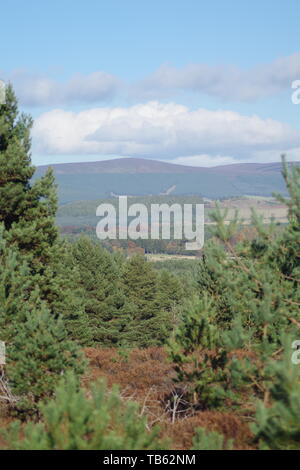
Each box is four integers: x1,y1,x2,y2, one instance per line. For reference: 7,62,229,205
0,86,300,450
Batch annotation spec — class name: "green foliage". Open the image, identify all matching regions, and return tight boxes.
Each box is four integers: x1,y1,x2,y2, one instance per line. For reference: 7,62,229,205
0,224,35,339
170,158,300,417
157,269,184,312
4,373,163,450
0,87,87,418
69,243,184,347
0,86,88,343
192,427,233,450
0,227,84,417
0,86,57,259
67,236,125,344
6,307,86,416
253,335,300,450
118,256,171,347
0,85,35,228
169,296,240,409
0,225,85,416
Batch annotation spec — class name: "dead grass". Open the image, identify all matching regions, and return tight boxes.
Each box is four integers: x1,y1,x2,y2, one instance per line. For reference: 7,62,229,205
83,347,255,450
160,412,253,450
0,347,255,449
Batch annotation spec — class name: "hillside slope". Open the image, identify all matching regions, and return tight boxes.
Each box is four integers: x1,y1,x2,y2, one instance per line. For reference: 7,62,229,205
35,158,300,203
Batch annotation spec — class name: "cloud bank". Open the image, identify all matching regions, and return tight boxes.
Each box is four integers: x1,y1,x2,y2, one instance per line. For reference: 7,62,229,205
8,70,121,106
32,101,300,165
135,53,300,102
4,52,300,106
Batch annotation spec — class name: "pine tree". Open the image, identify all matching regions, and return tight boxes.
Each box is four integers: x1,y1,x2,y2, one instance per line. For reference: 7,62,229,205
67,241,184,347
0,225,86,416
69,236,124,344
0,85,57,260
157,269,184,312
6,307,86,417
0,85,89,343
252,334,300,450
3,372,163,450
192,427,233,450
120,256,170,347
170,158,300,412
169,295,239,409
0,224,37,340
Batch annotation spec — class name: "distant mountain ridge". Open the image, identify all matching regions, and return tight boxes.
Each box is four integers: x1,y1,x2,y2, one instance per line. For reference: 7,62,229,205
37,157,299,176
35,157,300,203
37,158,198,174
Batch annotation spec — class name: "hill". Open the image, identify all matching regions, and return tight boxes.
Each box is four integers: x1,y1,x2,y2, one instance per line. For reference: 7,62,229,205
35,157,300,203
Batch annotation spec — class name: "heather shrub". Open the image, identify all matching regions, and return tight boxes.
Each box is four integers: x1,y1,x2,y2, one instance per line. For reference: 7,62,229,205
3,373,164,450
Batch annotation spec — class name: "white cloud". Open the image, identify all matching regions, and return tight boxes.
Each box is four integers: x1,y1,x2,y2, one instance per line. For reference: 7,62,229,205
8,70,121,106
250,147,300,163
135,53,300,102
32,101,300,164
4,52,300,107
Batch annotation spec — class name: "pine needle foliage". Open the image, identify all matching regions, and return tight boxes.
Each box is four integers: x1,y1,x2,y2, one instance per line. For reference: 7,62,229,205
3,373,163,450
170,158,300,418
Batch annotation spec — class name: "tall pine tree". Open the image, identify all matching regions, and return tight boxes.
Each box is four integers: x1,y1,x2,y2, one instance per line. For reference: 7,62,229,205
0,84,89,343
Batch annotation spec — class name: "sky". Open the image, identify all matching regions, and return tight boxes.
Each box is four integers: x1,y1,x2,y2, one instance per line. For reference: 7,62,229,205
1,0,300,167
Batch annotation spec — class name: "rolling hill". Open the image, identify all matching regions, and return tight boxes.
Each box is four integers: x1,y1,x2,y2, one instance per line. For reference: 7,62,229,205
35,157,300,203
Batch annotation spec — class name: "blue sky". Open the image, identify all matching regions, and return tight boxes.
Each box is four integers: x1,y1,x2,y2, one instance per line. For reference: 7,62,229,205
1,0,300,166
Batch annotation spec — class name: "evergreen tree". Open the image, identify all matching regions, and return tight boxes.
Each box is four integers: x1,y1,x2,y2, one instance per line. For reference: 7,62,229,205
0,224,37,339
68,241,184,347
0,85,57,260
0,225,85,416
6,307,86,417
69,236,124,344
192,427,233,450
3,373,163,450
157,269,184,313
120,256,170,347
170,158,300,412
253,334,300,450
0,85,89,343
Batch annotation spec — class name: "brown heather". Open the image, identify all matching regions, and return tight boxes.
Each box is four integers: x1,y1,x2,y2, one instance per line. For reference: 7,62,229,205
83,347,255,450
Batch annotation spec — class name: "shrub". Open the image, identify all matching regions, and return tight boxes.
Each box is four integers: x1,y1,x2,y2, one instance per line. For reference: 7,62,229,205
3,373,163,450
192,427,233,450
252,335,300,450
6,307,86,417
170,159,300,414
